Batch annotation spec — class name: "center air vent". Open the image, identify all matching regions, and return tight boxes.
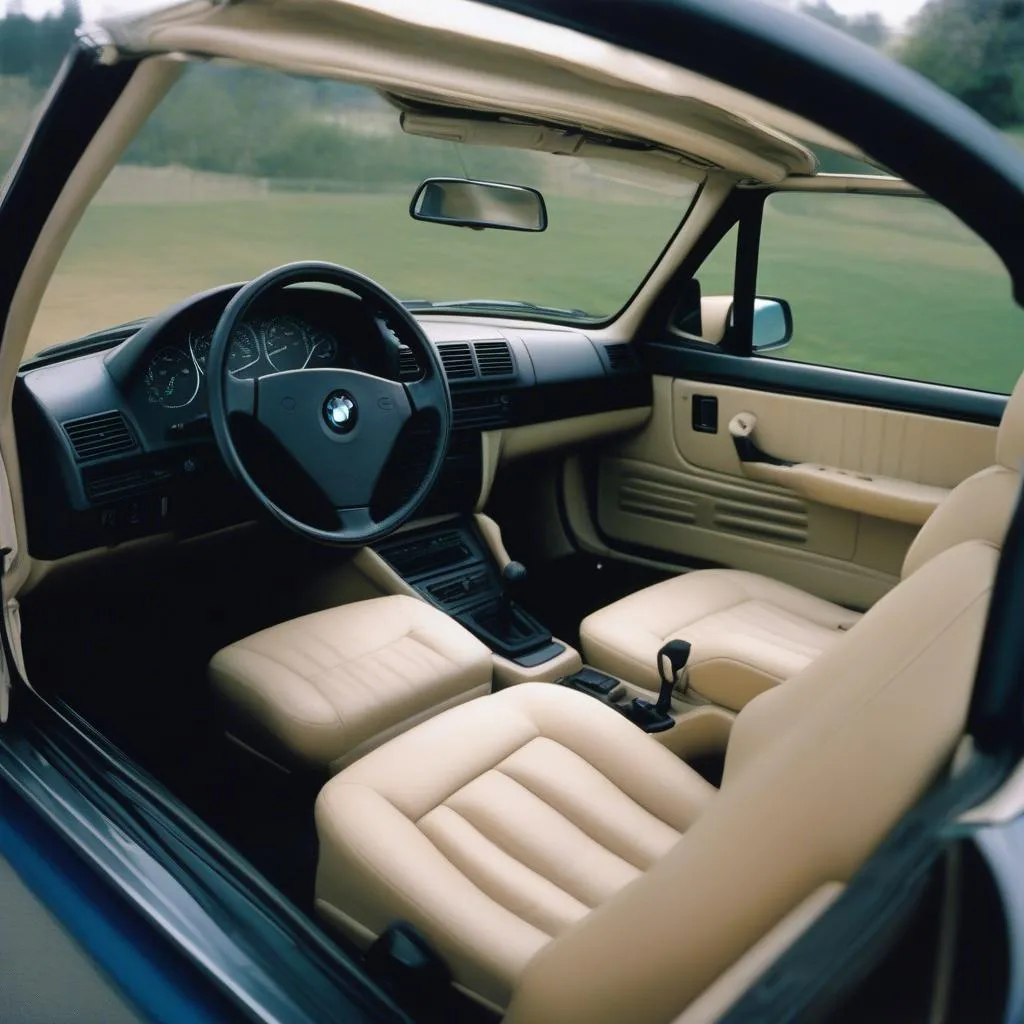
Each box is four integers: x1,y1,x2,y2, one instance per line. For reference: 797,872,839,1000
62,411,137,461
438,342,476,380
397,345,421,382
473,339,514,377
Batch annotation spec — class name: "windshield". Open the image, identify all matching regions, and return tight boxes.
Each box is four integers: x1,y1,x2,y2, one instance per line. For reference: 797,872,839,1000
31,65,698,357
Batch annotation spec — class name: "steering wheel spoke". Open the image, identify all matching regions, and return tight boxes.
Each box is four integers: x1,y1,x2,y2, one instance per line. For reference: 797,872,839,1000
206,261,451,545
334,505,375,535
225,373,257,416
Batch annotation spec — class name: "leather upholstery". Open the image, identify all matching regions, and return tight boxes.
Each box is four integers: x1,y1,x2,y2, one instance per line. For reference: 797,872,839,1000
314,682,715,1009
997,369,1024,469
582,375,1024,708
315,539,998,1019
209,594,492,771
580,570,860,710
899,464,1020,579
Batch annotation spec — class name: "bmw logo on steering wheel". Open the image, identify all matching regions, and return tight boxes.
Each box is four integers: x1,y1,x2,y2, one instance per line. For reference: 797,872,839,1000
324,391,357,434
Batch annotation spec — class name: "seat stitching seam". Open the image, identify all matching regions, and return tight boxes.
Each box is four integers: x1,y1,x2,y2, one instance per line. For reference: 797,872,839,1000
411,720,543,824
436,794,601,910
490,763,657,872
321,785,552,952
426,805,586,929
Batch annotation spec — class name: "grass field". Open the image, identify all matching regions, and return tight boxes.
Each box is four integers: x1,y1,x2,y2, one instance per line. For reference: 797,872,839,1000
32,187,686,354
31,178,1024,395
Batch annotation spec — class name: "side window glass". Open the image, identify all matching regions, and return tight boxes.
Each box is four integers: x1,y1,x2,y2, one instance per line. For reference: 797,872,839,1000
757,192,1023,394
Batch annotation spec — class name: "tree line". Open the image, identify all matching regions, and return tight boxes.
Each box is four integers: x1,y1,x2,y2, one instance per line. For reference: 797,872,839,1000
800,0,1024,128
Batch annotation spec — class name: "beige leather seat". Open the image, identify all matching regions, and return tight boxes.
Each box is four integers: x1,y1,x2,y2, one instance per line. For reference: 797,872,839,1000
581,374,1024,710
209,594,492,773
315,535,1000,1020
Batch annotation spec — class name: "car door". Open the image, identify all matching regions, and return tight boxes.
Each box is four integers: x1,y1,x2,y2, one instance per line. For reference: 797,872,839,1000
574,183,1016,610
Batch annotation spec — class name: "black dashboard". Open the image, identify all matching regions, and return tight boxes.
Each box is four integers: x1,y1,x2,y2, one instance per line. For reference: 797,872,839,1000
16,283,650,559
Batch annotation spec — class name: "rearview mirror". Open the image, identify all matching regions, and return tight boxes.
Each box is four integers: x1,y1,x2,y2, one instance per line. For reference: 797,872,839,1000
410,178,548,232
751,297,793,352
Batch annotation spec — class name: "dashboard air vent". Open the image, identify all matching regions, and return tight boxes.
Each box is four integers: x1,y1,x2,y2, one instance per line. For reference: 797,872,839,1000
397,345,421,382
604,343,638,371
62,411,137,461
438,342,476,380
473,339,514,377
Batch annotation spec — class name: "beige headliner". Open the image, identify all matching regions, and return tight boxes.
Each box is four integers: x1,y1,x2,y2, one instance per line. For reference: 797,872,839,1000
96,0,852,184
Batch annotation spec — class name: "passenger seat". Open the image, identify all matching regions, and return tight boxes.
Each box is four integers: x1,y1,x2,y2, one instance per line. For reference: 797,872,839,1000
580,375,1024,710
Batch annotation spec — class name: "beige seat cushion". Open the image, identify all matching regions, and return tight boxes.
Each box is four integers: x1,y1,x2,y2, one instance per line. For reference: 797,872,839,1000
209,594,492,772
580,570,860,709
315,539,997,1020
314,682,715,1010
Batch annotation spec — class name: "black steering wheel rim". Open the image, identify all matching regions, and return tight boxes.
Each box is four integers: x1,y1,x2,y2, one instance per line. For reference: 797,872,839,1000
207,261,452,546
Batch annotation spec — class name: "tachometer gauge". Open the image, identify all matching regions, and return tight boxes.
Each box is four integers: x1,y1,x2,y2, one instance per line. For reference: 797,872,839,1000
189,330,211,370
309,330,338,364
143,346,199,409
228,323,261,377
263,316,310,372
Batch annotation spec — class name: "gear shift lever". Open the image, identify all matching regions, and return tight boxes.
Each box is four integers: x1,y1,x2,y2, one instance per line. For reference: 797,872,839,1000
624,639,690,733
500,561,527,634
656,639,691,716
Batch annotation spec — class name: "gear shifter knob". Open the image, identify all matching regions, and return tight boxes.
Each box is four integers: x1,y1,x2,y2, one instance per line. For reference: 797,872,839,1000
656,639,691,716
501,561,527,590
499,561,527,633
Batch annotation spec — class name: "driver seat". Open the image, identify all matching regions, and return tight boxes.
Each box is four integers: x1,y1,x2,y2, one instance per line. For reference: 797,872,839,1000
314,535,999,1019
209,594,492,773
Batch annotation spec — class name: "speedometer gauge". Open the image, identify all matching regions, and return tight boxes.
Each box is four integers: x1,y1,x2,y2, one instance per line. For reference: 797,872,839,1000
143,346,199,409
189,325,261,377
264,316,310,371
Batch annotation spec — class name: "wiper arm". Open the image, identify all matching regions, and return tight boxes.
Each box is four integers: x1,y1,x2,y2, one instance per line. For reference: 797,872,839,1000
403,298,591,318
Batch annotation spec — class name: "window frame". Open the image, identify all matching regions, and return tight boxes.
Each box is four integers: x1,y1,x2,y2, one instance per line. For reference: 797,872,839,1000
638,181,1008,426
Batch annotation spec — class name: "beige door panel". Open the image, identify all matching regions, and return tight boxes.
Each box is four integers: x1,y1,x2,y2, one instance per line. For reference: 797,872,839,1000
595,376,993,608
728,412,947,526
674,380,995,486
599,457,898,607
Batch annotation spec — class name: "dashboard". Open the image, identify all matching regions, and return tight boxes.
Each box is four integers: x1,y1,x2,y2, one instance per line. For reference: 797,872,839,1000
133,287,395,417
15,282,651,560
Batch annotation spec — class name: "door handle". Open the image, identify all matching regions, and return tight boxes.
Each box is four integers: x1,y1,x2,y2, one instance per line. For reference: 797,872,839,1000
728,413,794,467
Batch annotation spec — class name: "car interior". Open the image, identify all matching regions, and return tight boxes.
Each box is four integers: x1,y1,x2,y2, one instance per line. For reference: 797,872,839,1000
3,1,1023,1020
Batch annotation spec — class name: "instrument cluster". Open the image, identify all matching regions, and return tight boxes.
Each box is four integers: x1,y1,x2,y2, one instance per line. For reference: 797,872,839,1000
141,314,347,410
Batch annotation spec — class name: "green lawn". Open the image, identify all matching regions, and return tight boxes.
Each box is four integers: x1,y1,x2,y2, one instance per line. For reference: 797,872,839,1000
31,185,1024,395
700,192,1023,394
32,191,684,354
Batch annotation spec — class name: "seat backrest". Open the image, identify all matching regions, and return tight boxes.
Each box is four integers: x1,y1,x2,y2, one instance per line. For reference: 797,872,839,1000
506,538,998,1024
901,374,1024,578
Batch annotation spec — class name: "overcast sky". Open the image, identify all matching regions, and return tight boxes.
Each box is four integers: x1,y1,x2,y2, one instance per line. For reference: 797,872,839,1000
6,0,930,26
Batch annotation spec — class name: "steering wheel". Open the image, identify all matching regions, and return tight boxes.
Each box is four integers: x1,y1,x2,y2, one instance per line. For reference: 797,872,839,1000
207,261,452,546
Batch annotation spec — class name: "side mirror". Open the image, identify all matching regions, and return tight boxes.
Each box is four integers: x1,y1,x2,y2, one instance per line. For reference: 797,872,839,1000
410,177,547,232
751,297,793,353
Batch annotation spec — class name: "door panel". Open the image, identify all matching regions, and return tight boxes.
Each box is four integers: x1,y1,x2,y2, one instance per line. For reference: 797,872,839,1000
674,380,995,484
594,375,996,608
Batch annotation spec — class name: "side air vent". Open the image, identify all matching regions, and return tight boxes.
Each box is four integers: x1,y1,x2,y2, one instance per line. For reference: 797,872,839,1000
438,342,476,380
62,411,137,461
603,342,638,371
473,339,514,377
397,345,422,382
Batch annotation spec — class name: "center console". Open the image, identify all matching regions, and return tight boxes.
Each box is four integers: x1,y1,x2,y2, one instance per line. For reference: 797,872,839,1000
374,518,566,667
